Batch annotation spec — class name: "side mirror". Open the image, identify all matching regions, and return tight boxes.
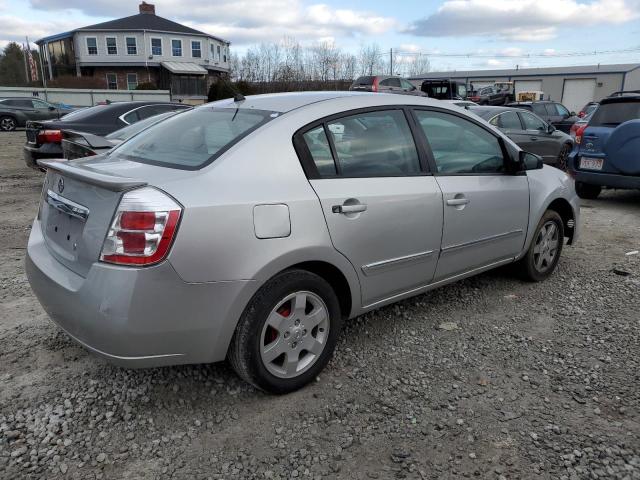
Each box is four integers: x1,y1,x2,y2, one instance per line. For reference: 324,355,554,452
547,124,555,133
570,111,576,117
48,106,55,111
519,151,544,170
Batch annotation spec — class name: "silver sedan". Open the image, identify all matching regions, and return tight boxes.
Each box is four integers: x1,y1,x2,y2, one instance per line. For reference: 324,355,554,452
26,92,580,393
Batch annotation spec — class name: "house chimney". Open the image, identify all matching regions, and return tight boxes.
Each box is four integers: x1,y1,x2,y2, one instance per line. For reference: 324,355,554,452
139,2,155,14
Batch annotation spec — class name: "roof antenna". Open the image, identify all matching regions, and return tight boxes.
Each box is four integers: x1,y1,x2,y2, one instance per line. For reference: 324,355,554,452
233,93,245,102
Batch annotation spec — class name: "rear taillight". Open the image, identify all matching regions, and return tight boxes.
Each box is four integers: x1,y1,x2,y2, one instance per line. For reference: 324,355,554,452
574,124,587,144
100,187,182,266
578,111,585,118
372,77,379,92
37,129,62,144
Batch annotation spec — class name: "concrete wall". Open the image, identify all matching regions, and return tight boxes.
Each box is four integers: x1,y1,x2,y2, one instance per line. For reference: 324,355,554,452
74,31,230,71
0,86,171,107
623,67,640,91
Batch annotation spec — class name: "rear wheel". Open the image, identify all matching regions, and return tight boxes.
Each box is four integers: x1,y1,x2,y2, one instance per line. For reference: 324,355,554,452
556,143,571,171
517,210,564,282
575,181,601,199
228,270,342,394
0,116,17,132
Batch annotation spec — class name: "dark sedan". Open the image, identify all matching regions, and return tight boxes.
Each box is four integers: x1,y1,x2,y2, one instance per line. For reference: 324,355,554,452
24,101,190,169
505,100,579,133
0,97,74,131
469,106,574,169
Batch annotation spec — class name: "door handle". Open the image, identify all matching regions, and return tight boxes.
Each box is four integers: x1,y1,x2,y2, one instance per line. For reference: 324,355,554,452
446,198,470,206
530,137,538,141
332,204,367,214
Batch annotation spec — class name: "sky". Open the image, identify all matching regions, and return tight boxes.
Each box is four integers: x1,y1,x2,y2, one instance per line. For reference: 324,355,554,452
2,0,640,72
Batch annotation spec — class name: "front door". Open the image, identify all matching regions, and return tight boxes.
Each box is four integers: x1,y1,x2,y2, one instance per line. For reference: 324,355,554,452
297,109,443,306
519,111,559,163
412,108,529,281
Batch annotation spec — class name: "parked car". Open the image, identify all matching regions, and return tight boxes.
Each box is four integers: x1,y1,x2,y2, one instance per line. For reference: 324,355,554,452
469,106,573,169
443,100,477,108
568,92,640,199
468,85,512,106
506,101,579,133
24,101,190,169
420,79,468,100
578,101,599,118
26,92,579,394
0,97,74,131
349,76,426,96
61,110,187,160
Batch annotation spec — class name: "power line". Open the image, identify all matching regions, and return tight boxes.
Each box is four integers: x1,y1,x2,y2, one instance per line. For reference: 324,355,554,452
380,46,640,59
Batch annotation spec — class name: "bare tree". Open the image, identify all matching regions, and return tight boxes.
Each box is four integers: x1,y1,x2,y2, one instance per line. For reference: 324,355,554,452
357,43,384,76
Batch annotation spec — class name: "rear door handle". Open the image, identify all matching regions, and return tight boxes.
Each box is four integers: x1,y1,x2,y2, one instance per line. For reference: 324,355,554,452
332,204,367,214
530,137,538,141
446,198,470,206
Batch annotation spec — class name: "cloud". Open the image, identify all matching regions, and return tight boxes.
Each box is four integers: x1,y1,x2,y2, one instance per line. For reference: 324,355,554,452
0,15,78,46
25,0,396,45
404,0,640,41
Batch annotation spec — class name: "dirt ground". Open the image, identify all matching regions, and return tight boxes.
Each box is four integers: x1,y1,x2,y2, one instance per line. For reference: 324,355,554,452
0,130,638,479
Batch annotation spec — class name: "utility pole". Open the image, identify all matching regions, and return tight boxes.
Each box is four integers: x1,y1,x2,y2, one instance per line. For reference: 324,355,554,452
389,48,393,75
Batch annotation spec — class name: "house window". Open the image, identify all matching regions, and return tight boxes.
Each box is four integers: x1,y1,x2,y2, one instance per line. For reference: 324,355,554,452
191,40,201,58
106,37,117,55
86,37,97,55
217,45,221,61
171,39,182,56
106,73,118,90
127,73,138,90
126,37,137,55
223,46,227,63
151,38,162,56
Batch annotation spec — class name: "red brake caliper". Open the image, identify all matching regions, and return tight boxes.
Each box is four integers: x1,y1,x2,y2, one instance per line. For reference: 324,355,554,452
267,305,290,343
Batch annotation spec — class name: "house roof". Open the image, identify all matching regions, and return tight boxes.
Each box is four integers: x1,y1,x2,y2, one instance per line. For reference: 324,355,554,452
161,61,208,75
37,13,229,44
409,63,640,81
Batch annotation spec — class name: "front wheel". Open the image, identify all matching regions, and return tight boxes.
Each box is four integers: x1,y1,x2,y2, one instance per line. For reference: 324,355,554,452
228,270,342,394
575,182,601,199
0,116,17,131
517,210,564,282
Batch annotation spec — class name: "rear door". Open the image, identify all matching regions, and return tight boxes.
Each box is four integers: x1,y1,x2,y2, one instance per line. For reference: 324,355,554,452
412,108,529,281
296,108,443,307
519,111,558,163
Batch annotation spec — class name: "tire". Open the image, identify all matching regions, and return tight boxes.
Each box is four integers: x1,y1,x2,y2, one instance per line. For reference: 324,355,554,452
517,210,564,282
0,116,17,132
228,269,342,394
575,181,602,199
556,143,571,172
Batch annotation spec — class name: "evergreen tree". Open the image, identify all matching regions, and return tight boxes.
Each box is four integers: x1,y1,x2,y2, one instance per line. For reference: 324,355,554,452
0,42,28,86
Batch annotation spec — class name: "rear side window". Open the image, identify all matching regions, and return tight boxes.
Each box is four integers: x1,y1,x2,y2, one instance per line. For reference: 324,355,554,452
380,78,401,87
532,104,547,116
494,111,522,129
325,110,421,177
302,126,336,176
111,107,274,169
590,101,640,127
415,110,505,174
352,76,374,86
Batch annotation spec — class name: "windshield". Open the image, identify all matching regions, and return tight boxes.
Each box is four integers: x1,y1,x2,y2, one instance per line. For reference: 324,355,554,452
105,111,179,141
111,107,275,169
590,101,640,127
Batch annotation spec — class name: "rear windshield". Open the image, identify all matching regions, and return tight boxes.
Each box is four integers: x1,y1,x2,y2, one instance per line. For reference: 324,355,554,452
590,101,640,127
105,111,177,141
110,107,275,169
352,76,374,86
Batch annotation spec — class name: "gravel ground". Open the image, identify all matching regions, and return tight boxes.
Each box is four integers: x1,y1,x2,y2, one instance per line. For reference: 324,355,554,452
0,130,639,480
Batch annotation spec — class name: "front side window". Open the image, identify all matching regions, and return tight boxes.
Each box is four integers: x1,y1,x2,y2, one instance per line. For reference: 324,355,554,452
494,111,522,130
151,38,162,56
106,37,117,55
112,107,274,169
324,110,421,177
400,79,416,91
415,110,505,174
32,99,50,109
191,40,201,58
555,103,570,116
532,103,547,116
521,111,546,131
86,37,98,55
126,37,137,55
126,73,138,90
380,78,401,88
172,39,182,56
106,73,118,90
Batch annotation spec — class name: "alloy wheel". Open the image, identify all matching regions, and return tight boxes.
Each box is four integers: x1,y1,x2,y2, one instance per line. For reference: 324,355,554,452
260,291,330,379
0,117,16,131
533,221,560,273
557,144,570,172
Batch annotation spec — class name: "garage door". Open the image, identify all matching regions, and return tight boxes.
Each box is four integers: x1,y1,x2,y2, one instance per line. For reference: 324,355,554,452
515,80,543,94
562,78,596,113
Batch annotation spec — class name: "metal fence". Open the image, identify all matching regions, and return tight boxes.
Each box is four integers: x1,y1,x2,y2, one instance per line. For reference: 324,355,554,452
0,86,171,107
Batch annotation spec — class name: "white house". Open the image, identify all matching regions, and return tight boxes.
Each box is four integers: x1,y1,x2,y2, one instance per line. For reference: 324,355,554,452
36,2,231,100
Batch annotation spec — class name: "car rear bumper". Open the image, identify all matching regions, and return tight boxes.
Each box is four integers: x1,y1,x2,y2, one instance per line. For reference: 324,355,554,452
24,143,63,170
575,171,640,189
26,219,254,367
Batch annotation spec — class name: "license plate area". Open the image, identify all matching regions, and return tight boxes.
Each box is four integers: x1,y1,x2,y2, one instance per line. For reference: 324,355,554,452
579,157,604,171
44,207,85,259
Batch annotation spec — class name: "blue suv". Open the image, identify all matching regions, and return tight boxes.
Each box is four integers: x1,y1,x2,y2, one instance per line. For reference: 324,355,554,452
568,92,640,199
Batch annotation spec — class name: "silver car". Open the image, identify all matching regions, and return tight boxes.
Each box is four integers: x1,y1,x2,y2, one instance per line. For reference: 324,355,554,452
26,92,580,394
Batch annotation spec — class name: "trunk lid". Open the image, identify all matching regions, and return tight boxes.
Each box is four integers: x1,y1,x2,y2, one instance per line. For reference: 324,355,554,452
37,155,194,277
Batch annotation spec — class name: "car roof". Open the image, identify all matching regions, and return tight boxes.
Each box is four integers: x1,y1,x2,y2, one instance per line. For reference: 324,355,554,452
468,106,526,117
600,95,640,105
